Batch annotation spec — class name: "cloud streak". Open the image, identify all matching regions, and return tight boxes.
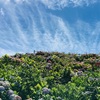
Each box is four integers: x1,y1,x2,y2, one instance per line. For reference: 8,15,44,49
0,8,4,16
39,0,99,10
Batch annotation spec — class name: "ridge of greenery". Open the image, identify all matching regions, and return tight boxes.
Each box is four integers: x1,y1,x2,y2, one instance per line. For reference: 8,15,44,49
0,51,100,100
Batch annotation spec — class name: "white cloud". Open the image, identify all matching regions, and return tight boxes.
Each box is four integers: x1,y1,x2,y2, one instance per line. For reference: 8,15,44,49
0,0,27,4
0,0,100,56
0,8,4,16
39,0,68,10
39,0,99,10
0,0,99,9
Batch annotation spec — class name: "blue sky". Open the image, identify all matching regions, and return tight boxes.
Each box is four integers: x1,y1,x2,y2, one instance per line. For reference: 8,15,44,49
0,0,100,56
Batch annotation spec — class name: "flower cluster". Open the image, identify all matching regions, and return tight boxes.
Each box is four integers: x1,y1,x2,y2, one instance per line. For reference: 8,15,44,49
0,79,22,100
42,87,51,94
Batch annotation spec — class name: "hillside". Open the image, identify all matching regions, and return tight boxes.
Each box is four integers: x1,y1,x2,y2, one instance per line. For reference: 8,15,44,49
0,51,100,100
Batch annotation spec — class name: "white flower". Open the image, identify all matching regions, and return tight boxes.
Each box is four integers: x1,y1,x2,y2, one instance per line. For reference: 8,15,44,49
15,95,22,100
3,81,10,89
70,72,78,76
0,81,4,85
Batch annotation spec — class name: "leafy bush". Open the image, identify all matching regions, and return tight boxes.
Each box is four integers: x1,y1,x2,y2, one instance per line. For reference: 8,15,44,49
0,52,100,100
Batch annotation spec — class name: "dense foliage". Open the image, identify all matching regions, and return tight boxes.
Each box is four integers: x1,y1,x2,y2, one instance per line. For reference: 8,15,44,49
0,51,100,100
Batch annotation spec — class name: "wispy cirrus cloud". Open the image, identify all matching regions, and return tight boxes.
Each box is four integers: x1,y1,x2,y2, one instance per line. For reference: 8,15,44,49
0,0,27,4
39,0,99,10
0,0,100,56
0,8,4,16
1,0,98,9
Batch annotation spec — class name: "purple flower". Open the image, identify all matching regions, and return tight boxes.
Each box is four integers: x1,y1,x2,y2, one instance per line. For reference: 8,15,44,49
77,71,83,76
42,87,50,94
0,78,4,81
46,63,52,70
7,89,14,96
9,94,22,100
0,86,5,92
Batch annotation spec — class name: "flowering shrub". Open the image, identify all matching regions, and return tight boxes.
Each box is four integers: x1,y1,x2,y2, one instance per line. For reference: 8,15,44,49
0,52,100,100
